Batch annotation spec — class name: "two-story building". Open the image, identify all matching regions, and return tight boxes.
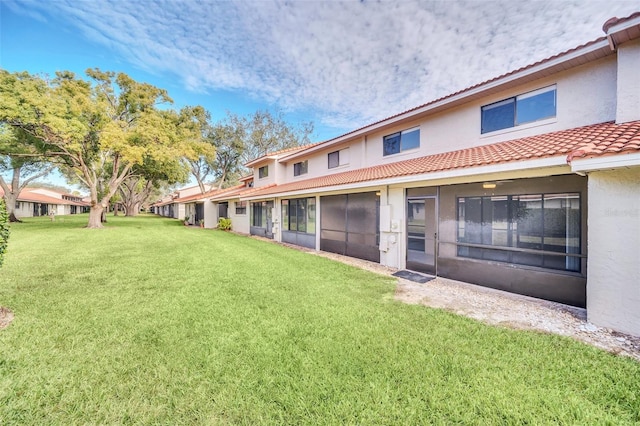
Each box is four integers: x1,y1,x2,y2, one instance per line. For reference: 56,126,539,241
211,13,640,336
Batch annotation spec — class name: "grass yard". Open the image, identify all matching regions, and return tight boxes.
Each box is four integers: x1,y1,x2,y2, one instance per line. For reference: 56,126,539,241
1,214,639,424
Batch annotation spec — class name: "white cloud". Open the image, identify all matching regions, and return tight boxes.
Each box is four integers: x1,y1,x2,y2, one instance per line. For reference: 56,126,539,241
7,0,640,133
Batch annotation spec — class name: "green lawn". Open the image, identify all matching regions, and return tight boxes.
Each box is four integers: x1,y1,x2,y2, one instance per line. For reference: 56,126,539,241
1,214,639,424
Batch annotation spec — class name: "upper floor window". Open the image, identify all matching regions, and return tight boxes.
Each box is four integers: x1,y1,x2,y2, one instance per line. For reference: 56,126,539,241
481,85,556,134
293,160,308,177
328,148,350,169
383,127,420,156
258,165,269,179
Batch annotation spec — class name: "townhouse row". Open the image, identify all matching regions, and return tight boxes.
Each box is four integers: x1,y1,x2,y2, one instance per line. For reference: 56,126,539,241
1,187,89,218
154,13,640,336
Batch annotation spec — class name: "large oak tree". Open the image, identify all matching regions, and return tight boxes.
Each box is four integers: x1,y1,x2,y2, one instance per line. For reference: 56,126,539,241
0,69,212,228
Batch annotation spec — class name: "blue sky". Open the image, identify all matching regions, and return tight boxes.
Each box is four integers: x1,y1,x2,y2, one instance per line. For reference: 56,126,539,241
1,0,639,188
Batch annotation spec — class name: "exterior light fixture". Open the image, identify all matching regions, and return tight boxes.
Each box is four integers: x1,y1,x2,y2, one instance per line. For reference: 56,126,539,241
482,182,497,189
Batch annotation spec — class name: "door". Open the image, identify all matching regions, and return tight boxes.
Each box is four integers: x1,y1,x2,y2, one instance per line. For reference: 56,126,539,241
217,202,227,219
406,197,437,274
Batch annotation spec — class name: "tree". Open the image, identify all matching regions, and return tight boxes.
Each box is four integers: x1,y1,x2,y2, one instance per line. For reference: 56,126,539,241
182,109,313,191
181,106,216,194
0,69,211,228
0,198,8,268
240,110,314,164
210,115,246,189
119,156,189,216
0,127,54,222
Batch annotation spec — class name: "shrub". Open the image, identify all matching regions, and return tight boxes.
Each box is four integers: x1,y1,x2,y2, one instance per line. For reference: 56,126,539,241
0,199,9,267
217,217,232,231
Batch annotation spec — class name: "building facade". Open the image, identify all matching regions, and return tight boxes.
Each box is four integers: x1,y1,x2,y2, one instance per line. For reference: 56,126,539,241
188,13,640,335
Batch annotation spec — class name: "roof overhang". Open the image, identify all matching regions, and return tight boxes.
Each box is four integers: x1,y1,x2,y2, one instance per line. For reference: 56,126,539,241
570,152,640,173
603,12,640,50
241,156,570,201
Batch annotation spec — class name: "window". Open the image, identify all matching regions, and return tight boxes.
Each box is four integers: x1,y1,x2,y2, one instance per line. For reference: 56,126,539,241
258,165,268,179
15,201,20,209
457,192,581,272
282,198,316,234
293,160,308,176
328,148,350,169
383,128,420,156
481,85,556,134
328,151,339,169
235,200,247,215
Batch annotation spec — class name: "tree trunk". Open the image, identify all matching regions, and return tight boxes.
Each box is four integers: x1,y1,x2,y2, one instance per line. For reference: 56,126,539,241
9,212,22,223
87,205,104,228
2,192,20,222
124,201,138,216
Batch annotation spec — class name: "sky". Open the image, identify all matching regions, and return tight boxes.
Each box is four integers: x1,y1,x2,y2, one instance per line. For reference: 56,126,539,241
1,0,639,188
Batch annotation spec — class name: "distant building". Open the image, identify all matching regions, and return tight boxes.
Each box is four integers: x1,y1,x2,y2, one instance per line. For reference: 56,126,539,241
1,187,89,218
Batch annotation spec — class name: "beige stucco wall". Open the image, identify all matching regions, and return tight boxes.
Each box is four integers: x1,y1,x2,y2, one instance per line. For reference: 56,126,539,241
272,56,617,190
227,200,250,234
252,160,277,187
379,186,405,270
616,39,640,124
14,201,32,218
284,141,364,181
203,200,217,229
362,57,616,166
587,167,640,336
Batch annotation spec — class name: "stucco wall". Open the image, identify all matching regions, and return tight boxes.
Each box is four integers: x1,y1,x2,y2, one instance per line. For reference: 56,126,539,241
272,56,616,190
616,39,640,124
14,202,33,218
362,57,616,166
203,200,218,229
227,200,250,234
253,160,277,187
587,168,640,336
284,141,362,181
379,186,405,270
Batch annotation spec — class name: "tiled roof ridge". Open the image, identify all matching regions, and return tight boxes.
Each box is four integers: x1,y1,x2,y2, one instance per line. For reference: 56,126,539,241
246,142,323,165
603,11,640,32
173,183,252,202
244,121,640,198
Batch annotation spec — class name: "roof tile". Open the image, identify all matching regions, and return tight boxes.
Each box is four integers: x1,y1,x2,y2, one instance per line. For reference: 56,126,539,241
244,121,640,198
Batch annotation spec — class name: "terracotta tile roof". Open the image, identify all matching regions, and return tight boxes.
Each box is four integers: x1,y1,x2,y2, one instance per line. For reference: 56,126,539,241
603,11,640,32
244,121,640,198
174,188,222,203
206,184,247,201
0,188,89,206
210,183,277,201
244,143,323,166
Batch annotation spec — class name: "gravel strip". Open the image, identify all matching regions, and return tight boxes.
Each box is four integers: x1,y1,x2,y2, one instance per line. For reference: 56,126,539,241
280,241,640,362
